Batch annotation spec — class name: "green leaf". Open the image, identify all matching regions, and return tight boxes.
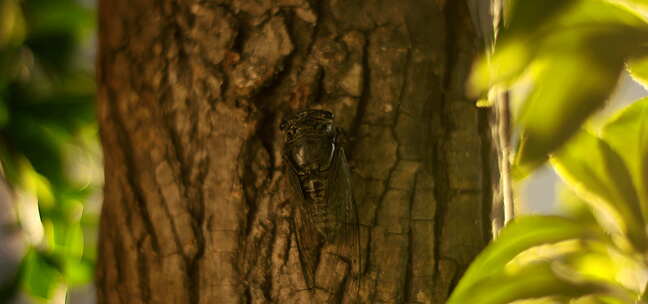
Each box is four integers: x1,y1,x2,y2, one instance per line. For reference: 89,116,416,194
450,216,603,302
470,0,648,95
608,0,648,19
513,48,624,177
504,0,576,35
508,298,565,304
601,97,648,230
559,185,599,226
628,56,648,89
63,258,93,287
551,130,646,251
10,93,96,132
0,0,26,47
470,0,648,176
21,249,63,299
469,0,577,94
23,0,95,38
449,259,609,304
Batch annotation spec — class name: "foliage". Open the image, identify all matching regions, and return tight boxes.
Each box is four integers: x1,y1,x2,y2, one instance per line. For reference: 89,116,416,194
449,99,648,303
0,0,99,302
470,0,648,178
450,0,648,303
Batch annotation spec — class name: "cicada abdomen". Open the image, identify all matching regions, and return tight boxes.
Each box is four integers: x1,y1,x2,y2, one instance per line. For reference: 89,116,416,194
280,109,361,291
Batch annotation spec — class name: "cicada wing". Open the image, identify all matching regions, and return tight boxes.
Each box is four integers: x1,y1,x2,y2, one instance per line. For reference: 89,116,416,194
325,147,362,274
285,156,320,289
293,204,321,290
285,155,305,201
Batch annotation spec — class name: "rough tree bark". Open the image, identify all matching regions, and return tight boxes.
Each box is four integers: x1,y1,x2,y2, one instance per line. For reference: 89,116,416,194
96,0,499,303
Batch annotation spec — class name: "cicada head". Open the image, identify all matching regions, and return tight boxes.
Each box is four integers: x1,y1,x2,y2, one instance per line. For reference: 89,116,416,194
280,110,337,185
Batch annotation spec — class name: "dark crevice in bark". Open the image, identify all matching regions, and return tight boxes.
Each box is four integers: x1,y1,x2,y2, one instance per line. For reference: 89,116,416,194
479,107,495,243
135,237,153,302
442,257,462,299
240,137,260,237
347,29,370,159
162,8,210,302
187,242,205,304
403,171,418,303
110,226,127,300
261,221,277,302
432,0,460,291
108,96,160,299
105,89,161,255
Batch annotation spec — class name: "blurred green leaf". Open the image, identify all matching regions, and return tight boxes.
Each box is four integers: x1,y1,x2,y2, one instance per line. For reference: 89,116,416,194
449,258,613,304
503,0,576,35
608,0,648,18
601,97,648,229
10,93,95,132
22,249,62,300
628,56,648,89
23,0,95,37
559,186,599,225
469,0,577,93
0,96,10,127
0,0,100,299
471,0,648,95
551,130,646,251
62,258,93,287
0,0,26,47
508,298,565,304
6,116,70,186
450,216,603,302
513,47,624,177
470,0,648,176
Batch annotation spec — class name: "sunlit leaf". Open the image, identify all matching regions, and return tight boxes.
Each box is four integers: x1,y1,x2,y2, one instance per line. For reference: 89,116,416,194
451,216,604,302
63,221,84,258
601,97,648,232
628,56,648,89
551,130,646,251
564,243,647,292
509,298,565,304
14,157,55,207
449,259,611,304
63,258,93,287
559,185,599,225
573,295,637,304
608,0,648,19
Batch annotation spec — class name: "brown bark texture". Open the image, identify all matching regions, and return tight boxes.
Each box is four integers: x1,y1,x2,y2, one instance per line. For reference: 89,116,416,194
96,0,496,303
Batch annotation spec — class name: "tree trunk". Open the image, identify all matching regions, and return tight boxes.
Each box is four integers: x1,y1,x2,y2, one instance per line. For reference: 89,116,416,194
96,0,498,303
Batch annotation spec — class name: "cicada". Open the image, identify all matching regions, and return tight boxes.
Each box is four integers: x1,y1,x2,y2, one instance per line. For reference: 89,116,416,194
280,109,361,290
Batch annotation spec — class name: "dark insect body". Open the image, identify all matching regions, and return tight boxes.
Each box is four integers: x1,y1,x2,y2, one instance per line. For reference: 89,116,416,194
281,109,361,292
